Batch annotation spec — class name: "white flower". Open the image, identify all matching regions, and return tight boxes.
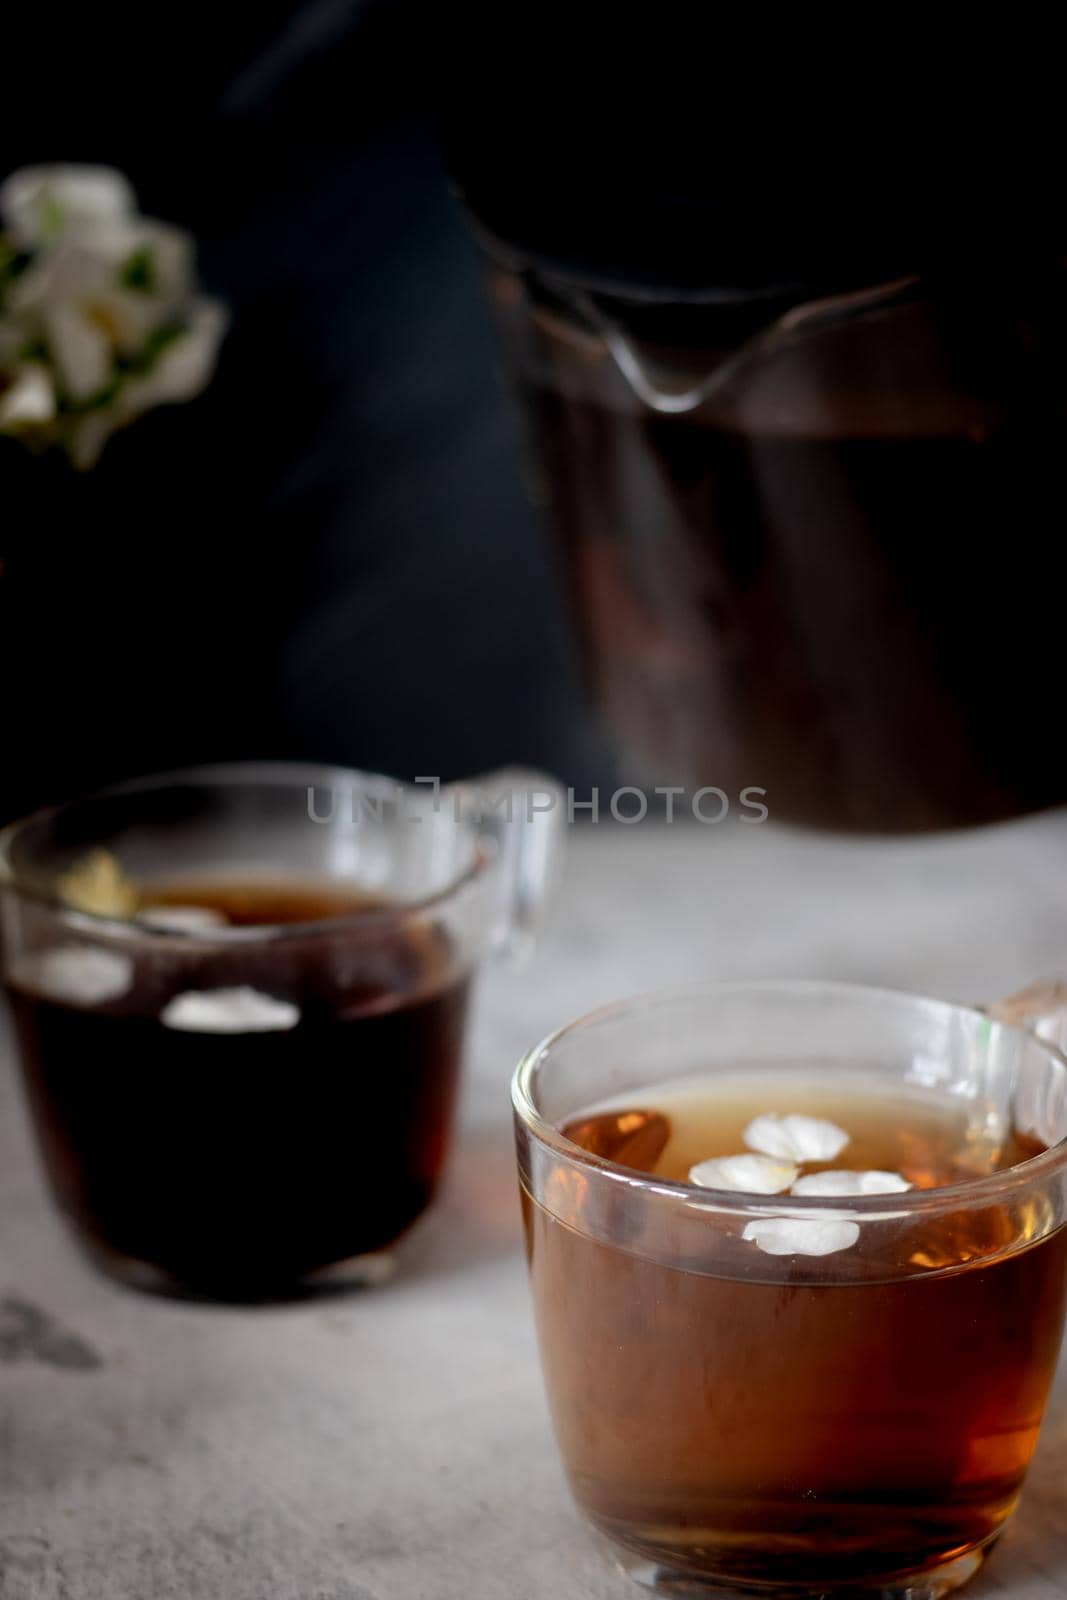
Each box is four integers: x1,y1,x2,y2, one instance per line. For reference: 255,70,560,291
161,987,300,1033
790,1169,912,1197
67,301,228,470
0,365,55,427
11,945,133,1006
0,166,135,249
743,1113,850,1164
42,299,111,402
0,163,227,466
689,1153,799,1194
742,1217,861,1257
124,300,227,406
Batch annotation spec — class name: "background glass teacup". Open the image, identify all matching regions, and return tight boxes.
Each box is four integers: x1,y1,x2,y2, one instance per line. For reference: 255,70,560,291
0,760,563,1299
514,980,1067,1598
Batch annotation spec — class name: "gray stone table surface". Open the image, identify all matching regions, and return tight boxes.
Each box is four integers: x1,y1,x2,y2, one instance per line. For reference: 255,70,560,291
3,816,1067,1599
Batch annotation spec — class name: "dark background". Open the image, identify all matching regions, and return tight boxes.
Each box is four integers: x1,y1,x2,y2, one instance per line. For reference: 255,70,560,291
4,7,1061,832
0,0,609,824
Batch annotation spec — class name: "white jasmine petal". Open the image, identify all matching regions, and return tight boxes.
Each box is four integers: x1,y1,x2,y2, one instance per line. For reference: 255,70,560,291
742,1217,861,1257
0,366,55,428
5,243,112,317
91,287,170,357
43,302,111,402
161,987,299,1033
689,1154,798,1194
69,411,115,471
125,299,228,407
12,945,133,1005
137,906,227,934
790,1169,912,1197
0,165,135,247
744,1113,850,1163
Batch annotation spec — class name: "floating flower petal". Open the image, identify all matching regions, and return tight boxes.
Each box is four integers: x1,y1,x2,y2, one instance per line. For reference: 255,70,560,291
790,1169,912,1197
12,946,133,1006
689,1153,799,1194
742,1217,861,1256
743,1113,850,1163
161,987,299,1033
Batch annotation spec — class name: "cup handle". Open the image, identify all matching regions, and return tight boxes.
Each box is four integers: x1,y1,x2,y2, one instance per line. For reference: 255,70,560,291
986,979,1067,1050
442,767,566,966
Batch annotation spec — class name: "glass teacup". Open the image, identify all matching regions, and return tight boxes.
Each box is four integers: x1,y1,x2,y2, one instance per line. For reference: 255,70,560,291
513,980,1067,1598
1,760,563,1299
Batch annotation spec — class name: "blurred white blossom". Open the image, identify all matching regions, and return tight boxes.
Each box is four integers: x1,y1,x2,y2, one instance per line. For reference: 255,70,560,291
0,165,227,467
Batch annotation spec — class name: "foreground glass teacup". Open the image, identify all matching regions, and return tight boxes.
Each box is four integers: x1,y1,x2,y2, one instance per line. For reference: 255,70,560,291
513,981,1067,1599
0,761,562,1298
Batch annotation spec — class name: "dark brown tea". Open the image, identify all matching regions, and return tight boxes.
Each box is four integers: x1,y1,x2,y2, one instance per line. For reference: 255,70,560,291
490,270,1067,829
8,879,470,1297
524,1072,1067,1590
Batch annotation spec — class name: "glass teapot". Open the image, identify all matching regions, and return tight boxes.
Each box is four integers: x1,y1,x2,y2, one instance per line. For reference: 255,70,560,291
451,102,1067,832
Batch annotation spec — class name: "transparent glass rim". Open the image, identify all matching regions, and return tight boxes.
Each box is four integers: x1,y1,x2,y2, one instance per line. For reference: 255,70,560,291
0,760,490,945
512,978,1067,1218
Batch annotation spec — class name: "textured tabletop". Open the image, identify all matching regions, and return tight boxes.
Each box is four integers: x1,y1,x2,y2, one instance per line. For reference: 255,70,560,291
3,817,1067,1599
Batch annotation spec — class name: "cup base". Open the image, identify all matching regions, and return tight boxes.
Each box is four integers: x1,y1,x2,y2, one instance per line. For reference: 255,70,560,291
75,1234,398,1304
599,1529,995,1599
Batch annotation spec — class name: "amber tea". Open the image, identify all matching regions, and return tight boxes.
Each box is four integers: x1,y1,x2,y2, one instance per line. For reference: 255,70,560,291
516,1005,1067,1600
